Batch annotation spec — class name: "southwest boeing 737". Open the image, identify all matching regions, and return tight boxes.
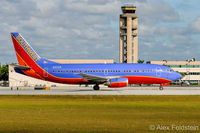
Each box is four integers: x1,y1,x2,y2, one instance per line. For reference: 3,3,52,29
10,32,182,90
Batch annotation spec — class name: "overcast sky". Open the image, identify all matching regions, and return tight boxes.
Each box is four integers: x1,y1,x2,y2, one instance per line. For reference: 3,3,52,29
1,0,200,64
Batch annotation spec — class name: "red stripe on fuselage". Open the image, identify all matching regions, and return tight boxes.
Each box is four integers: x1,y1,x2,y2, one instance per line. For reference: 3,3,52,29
122,76,171,84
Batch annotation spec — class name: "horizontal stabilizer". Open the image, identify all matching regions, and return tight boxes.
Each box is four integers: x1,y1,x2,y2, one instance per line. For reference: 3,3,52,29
11,64,31,70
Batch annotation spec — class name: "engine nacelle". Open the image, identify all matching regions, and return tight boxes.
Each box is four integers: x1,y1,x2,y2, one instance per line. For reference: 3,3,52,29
106,77,128,88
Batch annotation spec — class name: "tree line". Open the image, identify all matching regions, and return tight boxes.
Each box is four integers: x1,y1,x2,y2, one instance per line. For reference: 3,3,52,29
0,64,8,81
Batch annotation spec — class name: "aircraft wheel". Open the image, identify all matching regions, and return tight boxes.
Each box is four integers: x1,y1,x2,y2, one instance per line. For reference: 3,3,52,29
93,85,100,90
159,86,164,90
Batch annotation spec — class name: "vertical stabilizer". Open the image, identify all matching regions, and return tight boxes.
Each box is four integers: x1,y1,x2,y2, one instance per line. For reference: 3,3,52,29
10,32,41,66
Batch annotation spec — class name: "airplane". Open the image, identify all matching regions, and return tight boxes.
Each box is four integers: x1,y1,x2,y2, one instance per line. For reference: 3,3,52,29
10,32,182,90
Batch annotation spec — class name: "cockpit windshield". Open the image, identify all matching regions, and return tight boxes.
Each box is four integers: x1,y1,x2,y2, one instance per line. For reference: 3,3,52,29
166,69,173,72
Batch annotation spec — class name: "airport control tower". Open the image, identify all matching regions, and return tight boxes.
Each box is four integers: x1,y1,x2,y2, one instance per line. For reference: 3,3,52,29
120,4,138,63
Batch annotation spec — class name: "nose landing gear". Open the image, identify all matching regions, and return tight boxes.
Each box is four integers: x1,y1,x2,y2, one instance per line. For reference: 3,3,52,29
159,83,169,90
93,84,100,90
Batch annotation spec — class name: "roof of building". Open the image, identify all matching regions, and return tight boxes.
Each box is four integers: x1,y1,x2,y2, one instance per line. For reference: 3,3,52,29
50,59,114,64
150,61,200,65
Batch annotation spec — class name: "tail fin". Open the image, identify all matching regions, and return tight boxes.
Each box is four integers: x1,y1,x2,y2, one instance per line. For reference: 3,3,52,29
10,32,41,66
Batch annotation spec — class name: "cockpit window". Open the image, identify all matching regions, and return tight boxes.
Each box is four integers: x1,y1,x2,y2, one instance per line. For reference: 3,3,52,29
166,69,173,72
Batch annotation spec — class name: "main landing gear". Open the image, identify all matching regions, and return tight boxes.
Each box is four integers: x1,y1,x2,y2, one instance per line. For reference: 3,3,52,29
93,84,100,90
159,85,164,90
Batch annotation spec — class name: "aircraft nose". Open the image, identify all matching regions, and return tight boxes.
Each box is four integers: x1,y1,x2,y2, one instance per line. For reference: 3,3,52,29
169,71,182,81
176,72,182,80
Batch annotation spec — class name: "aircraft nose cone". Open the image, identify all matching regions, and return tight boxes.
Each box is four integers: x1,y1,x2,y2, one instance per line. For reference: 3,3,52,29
176,72,182,80
170,72,182,81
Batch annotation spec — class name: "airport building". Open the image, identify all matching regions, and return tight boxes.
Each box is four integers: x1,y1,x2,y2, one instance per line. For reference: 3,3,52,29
50,59,114,64
119,4,138,63
149,60,200,84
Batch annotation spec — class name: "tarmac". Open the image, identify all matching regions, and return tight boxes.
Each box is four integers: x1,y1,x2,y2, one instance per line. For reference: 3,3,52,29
1,86,200,95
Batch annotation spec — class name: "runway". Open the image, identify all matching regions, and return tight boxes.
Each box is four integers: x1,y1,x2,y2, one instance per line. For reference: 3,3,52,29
1,86,200,95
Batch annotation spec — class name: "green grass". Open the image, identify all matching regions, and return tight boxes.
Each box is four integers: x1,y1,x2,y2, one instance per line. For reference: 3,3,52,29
0,95,199,133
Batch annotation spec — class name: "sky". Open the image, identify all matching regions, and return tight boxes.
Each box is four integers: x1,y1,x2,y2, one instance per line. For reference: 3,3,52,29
0,0,200,64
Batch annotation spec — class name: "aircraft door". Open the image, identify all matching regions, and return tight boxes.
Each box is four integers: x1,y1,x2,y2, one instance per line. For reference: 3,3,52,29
156,67,161,77
104,69,108,76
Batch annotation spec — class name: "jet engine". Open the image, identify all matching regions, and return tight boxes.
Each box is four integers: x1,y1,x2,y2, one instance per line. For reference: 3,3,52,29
106,77,128,88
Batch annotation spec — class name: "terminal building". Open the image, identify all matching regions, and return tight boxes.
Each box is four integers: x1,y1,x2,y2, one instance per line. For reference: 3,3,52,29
149,60,200,84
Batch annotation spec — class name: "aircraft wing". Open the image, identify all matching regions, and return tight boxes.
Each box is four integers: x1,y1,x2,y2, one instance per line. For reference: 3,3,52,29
11,64,31,70
78,73,108,83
